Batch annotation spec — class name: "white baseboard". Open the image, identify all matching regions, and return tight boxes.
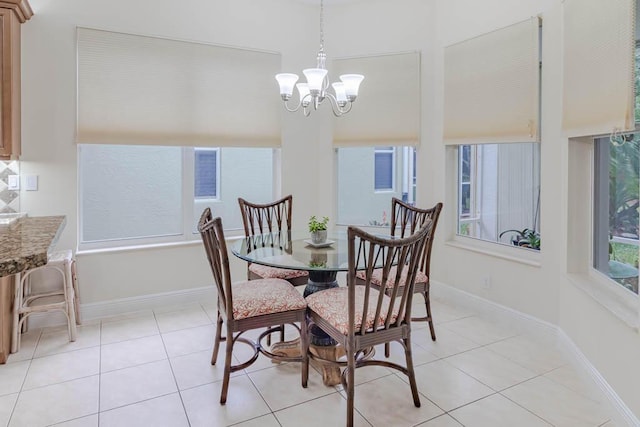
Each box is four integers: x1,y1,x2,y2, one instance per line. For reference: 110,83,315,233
430,280,559,339
26,285,216,329
80,286,216,322
430,280,639,427
557,329,640,427
25,280,639,425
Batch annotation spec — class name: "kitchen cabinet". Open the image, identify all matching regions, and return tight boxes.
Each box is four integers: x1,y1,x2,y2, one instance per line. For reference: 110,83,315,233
0,0,32,159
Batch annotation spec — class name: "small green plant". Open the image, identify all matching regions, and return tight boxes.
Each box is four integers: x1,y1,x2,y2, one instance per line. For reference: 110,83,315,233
499,228,541,250
308,216,329,232
308,260,328,268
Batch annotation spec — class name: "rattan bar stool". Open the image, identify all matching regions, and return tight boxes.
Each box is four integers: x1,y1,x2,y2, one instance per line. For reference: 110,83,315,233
11,250,80,353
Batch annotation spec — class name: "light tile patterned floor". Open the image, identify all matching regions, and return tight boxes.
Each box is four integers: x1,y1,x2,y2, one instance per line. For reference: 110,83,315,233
0,299,619,427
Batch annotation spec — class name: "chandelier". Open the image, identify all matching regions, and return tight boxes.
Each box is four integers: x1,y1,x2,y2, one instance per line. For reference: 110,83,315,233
275,0,364,117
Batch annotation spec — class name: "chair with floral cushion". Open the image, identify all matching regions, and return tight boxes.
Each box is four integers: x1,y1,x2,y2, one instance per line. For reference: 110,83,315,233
198,208,308,404
238,195,308,286
303,221,433,427
357,198,442,352
238,195,308,344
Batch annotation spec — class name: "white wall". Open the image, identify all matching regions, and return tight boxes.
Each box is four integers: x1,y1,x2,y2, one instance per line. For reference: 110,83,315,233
15,0,640,418
20,0,319,302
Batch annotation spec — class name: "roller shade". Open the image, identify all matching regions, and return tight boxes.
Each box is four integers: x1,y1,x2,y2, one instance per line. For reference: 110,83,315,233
443,17,540,145
77,28,282,147
562,0,635,137
332,52,421,147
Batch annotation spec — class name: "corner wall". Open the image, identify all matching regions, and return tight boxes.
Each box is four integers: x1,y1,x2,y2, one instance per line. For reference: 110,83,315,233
16,0,640,419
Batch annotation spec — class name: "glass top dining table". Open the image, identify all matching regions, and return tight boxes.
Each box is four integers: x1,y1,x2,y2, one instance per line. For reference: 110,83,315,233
231,230,351,274
231,229,388,382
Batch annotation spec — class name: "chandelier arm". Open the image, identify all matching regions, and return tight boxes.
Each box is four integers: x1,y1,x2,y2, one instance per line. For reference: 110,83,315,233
325,93,353,117
283,98,303,113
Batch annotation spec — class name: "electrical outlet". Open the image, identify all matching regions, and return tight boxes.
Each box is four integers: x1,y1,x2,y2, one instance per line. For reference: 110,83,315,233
7,175,19,190
25,175,38,191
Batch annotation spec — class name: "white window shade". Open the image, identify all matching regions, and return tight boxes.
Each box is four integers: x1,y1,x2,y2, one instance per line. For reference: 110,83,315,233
332,52,421,147
562,0,635,137
443,18,540,145
77,28,282,147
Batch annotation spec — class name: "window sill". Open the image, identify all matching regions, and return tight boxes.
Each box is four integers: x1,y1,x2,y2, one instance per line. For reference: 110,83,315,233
77,229,246,255
445,236,541,267
566,272,639,330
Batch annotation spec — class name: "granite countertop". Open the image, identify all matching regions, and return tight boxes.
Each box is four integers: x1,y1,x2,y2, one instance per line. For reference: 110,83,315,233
0,216,66,277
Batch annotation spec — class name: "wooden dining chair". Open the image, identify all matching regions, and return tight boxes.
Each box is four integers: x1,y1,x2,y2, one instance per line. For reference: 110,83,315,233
304,222,433,427
198,208,308,404
238,195,309,287
357,199,443,351
238,195,309,345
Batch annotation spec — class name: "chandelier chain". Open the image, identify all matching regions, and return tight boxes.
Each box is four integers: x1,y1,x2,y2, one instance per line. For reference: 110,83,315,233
319,0,324,52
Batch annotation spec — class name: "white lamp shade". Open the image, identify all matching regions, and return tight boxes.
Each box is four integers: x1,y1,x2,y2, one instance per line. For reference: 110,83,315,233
303,68,328,91
340,74,364,97
296,83,311,105
275,73,299,96
332,82,347,103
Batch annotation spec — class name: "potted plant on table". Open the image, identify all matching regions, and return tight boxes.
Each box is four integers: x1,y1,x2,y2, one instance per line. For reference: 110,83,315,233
309,215,329,244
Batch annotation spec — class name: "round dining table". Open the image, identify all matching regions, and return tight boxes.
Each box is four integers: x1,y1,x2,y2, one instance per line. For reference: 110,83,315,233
231,229,381,386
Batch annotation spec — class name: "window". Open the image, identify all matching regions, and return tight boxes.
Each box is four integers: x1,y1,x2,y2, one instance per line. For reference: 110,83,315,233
456,143,541,249
593,133,639,294
194,148,219,199
374,147,395,191
79,145,274,248
337,146,416,226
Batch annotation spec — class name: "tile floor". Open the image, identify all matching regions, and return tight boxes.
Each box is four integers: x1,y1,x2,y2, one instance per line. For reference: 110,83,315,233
0,298,619,427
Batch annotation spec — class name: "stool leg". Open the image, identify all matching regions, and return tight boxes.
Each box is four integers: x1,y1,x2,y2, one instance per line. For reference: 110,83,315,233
21,274,30,333
11,273,22,353
71,260,81,325
64,261,77,342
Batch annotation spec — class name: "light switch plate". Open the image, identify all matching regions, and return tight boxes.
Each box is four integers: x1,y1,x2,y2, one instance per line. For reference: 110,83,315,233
7,175,19,190
25,175,38,191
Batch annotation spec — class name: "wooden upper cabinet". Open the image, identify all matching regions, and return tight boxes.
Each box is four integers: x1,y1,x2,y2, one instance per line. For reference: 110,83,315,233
0,0,32,160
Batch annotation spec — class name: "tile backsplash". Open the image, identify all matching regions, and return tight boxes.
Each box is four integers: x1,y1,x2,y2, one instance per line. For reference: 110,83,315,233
0,160,19,213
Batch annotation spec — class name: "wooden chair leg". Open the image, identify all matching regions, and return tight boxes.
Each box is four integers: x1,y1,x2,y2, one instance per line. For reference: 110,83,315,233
423,290,436,341
211,312,223,365
403,337,421,407
219,327,234,405
300,320,309,388
346,346,356,427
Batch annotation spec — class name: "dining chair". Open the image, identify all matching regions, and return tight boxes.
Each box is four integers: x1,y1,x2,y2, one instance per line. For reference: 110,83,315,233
238,195,308,344
198,208,309,404
238,195,308,286
356,198,443,352
304,222,433,427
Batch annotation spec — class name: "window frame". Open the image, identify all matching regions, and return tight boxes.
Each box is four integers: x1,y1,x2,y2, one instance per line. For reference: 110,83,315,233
78,145,277,251
592,133,640,295
374,147,396,192
194,147,221,201
454,143,541,251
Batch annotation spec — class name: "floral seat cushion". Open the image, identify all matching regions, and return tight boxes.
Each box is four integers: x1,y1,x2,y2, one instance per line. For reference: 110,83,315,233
232,278,307,320
249,263,308,280
355,266,428,289
305,286,399,335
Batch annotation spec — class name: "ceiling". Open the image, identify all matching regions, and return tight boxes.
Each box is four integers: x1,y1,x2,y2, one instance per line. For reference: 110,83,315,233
293,0,362,4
